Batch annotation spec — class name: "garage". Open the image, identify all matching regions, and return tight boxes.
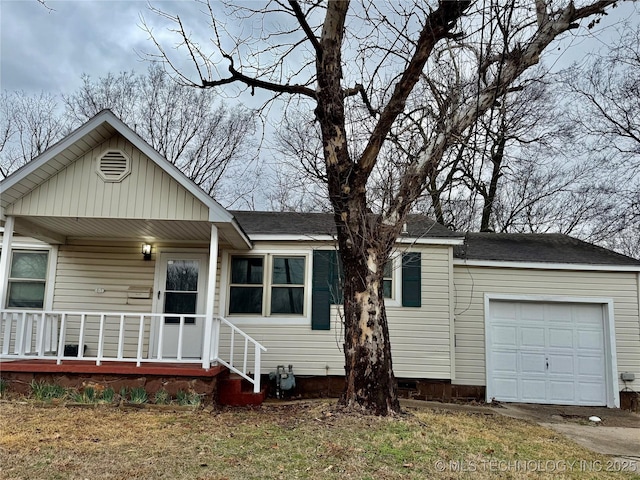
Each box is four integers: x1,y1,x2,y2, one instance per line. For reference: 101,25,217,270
485,297,618,407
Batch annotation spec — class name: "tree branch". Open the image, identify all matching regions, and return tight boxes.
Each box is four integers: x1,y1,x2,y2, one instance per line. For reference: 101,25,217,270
357,1,471,182
289,0,323,57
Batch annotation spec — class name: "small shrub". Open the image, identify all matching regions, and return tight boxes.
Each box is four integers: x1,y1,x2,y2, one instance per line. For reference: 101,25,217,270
30,380,67,402
119,387,129,401
176,390,201,406
129,387,148,404
0,378,7,397
154,389,169,405
101,387,115,403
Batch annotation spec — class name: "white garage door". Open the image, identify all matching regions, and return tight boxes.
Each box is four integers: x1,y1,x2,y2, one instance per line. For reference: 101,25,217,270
487,300,607,406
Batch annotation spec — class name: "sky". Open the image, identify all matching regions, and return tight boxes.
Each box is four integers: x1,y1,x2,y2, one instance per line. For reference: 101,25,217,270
1,0,638,97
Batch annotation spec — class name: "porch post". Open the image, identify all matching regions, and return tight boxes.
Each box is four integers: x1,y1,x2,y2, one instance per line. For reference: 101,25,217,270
202,223,218,370
0,215,15,308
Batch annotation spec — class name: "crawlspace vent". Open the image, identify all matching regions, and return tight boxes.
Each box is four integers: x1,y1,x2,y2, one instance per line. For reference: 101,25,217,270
96,149,131,182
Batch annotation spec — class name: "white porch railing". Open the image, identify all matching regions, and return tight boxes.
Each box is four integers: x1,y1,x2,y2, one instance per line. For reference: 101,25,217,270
0,310,267,393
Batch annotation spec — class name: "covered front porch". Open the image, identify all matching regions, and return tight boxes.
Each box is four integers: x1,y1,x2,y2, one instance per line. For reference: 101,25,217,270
0,110,266,398
0,310,265,392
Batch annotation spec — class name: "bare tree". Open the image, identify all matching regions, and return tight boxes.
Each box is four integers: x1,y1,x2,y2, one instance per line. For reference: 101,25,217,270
0,90,67,179
63,65,260,206
563,20,640,257
146,0,622,414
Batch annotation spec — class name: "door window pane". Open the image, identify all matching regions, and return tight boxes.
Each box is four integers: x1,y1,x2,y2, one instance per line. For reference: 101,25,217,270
165,260,199,291
164,292,197,324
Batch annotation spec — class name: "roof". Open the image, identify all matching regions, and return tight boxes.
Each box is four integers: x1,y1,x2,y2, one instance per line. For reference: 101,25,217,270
0,109,233,225
231,211,462,239
455,232,640,267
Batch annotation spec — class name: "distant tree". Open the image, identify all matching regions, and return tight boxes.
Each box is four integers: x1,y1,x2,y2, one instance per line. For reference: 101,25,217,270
0,91,66,178
63,65,260,206
564,21,640,257
146,0,623,414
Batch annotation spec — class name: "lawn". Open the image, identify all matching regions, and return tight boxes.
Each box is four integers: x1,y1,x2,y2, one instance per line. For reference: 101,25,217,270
0,400,638,480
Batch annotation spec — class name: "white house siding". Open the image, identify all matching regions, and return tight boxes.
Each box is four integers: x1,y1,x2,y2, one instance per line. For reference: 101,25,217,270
5,133,209,222
52,240,156,357
453,265,640,391
217,242,454,378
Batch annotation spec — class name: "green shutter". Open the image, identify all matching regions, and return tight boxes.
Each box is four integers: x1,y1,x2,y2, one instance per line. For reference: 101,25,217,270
402,252,421,307
312,251,333,330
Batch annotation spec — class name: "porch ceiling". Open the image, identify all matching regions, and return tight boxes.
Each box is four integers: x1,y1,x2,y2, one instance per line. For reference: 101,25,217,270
12,216,249,248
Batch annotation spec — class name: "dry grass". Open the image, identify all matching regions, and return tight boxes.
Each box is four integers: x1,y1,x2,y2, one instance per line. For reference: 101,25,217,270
0,400,638,480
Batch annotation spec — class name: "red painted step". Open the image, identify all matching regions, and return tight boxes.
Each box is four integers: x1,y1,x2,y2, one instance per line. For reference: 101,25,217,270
217,373,268,406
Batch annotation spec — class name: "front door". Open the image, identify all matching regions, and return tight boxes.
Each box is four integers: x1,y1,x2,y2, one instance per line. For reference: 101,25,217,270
154,253,208,358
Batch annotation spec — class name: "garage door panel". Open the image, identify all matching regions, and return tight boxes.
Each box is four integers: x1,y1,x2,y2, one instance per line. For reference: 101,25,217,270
520,327,545,348
492,351,518,373
549,381,576,402
491,302,517,320
577,330,603,349
573,304,603,324
521,379,547,402
520,352,546,374
488,300,607,407
548,328,573,348
545,303,572,322
521,303,544,321
493,378,518,400
577,382,606,404
548,354,574,375
492,325,517,346
577,356,605,377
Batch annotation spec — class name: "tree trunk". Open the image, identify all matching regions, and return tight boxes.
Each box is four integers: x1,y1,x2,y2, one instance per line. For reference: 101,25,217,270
480,135,506,232
339,228,400,415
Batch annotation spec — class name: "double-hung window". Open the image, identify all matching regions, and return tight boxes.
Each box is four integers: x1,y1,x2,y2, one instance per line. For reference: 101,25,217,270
228,254,306,316
7,250,49,308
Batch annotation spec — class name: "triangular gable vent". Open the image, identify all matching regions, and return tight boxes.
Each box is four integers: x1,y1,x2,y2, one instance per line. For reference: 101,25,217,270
96,149,131,182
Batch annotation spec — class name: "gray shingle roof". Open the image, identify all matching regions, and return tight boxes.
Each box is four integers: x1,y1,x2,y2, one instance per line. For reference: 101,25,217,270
455,232,640,266
230,211,462,238
230,211,640,267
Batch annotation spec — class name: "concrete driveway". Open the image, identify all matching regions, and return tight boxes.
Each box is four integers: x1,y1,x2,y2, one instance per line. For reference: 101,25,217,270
495,403,640,466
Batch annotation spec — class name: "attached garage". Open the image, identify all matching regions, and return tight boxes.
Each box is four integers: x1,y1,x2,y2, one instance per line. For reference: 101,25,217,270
485,296,618,407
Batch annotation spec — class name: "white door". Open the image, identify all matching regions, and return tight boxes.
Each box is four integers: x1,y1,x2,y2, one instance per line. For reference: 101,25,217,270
154,253,208,358
487,300,607,406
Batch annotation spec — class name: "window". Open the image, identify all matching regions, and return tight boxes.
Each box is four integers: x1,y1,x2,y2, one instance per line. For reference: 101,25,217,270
229,256,264,314
271,257,305,314
228,255,306,316
7,251,49,308
383,261,393,299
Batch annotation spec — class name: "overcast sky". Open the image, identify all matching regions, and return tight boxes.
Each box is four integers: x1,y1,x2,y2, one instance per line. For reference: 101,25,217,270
1,0,638,97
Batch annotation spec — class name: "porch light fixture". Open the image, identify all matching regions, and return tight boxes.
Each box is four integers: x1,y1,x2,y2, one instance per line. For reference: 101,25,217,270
141,243,152,261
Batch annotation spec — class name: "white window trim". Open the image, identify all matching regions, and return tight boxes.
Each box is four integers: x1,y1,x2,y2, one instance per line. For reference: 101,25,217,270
220,249,312,325
1,244,57,310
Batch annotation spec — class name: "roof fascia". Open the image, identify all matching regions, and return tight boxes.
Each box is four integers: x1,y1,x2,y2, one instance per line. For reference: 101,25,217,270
246,233,464,245
453,258,640,272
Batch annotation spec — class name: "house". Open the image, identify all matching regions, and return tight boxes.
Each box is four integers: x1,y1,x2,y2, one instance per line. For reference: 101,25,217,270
1,110,639,409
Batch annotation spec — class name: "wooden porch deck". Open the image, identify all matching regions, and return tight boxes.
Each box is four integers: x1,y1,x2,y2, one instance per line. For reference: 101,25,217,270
0,359,226,377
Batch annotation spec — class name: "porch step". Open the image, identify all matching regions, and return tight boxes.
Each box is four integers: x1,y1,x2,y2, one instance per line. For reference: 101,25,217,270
217,373,268,406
